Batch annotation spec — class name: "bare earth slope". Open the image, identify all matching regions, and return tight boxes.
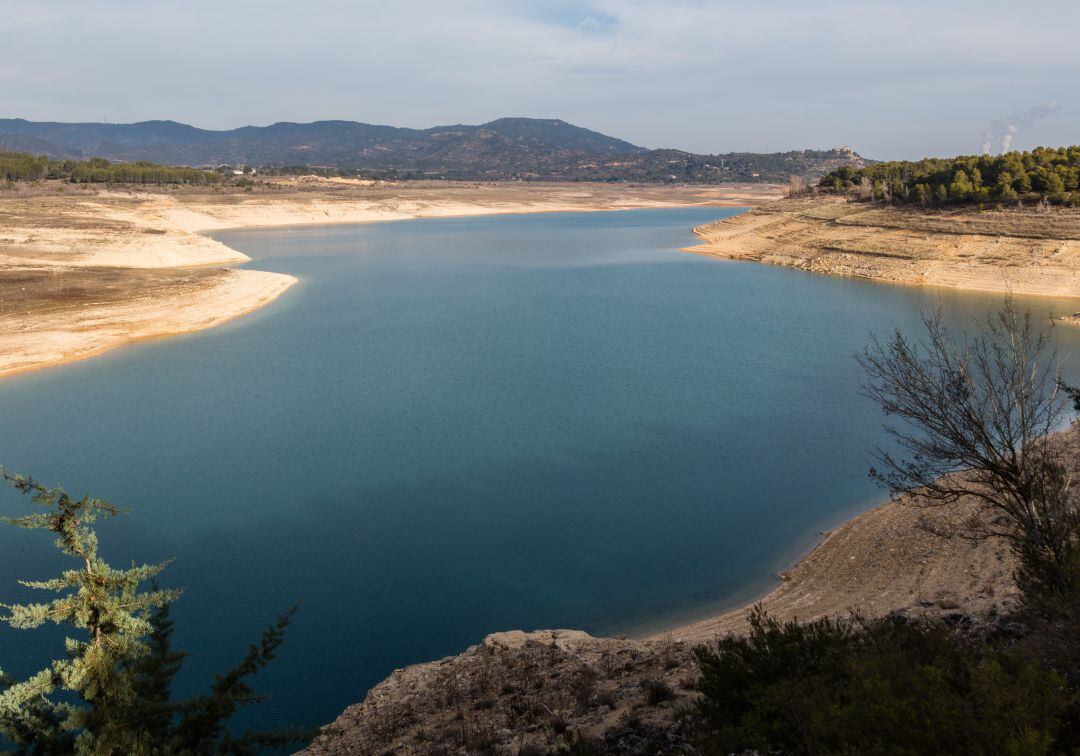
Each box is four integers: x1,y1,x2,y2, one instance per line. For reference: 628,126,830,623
303,630,700,755
0,192,296,377
0,267,293,378
688,195,1080,307
0,181,780,378
148,180,778,233
654,496,1017,642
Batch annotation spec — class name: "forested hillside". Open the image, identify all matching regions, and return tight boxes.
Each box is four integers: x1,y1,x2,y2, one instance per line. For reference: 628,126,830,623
820,146,1080,205
0,117,868,183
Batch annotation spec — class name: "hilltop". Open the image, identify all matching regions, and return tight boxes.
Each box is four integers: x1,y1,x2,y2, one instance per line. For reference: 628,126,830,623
0,117,869,182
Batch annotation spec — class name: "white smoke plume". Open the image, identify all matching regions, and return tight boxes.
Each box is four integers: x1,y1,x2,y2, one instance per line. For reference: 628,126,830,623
981,101,1059,155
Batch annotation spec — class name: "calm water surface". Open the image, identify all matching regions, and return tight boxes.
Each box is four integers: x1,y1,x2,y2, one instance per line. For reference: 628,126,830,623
1,207,1078,732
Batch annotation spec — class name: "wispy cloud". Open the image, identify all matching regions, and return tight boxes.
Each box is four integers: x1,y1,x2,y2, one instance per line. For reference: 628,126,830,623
1,0,1077,158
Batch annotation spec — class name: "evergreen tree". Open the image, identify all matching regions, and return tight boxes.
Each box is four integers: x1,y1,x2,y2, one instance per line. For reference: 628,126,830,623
949,169,973,201
819,146,1080,206
0,469,309,754
1047,172,1068,203
995,172,1019,201
1016,168,1034,193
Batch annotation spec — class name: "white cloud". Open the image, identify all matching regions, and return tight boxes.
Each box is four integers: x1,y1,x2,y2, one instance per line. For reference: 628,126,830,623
1,0,1078,158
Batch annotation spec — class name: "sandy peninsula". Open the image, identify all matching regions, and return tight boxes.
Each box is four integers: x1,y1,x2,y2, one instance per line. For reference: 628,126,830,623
687,194,1080,313
0,180,781,378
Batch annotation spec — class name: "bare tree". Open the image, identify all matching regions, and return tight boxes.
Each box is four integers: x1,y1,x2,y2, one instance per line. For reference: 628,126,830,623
856,176,873,201
857,300,1079,607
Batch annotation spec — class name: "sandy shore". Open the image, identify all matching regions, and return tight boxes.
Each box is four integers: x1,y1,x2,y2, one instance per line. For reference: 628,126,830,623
646,197,1080,639
655,426,1079,641
0,181,781,378
650,494,1017,642
0,269,295,379
147,180,781,233
687,195,1080,315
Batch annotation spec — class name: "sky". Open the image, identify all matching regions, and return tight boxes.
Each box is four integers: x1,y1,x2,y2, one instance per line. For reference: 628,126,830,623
2,0,1078,160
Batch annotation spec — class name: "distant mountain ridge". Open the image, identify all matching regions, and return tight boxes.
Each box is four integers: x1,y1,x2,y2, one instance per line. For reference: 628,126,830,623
0,117,869,182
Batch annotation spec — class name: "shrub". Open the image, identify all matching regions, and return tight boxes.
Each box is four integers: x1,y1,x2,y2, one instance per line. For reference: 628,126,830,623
640,677,676,705
691,607,1071,754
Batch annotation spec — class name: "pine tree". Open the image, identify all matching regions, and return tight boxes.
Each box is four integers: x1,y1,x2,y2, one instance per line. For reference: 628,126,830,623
0,468,309,754
995,172,1019,201
948,169,973,201
1047,173,1068,204
817,146,1078,206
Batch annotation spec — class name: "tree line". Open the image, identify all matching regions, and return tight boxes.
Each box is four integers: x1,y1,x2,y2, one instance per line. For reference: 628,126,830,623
0,150,223,186
819,146,1080,206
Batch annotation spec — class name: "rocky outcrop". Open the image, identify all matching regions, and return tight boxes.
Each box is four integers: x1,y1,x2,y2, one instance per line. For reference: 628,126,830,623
301,630,698,755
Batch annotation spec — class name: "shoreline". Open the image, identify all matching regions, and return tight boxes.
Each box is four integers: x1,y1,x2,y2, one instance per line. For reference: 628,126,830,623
632,495,874,638
644,200,1080,640
180,196,765,235
649,423,1076,641
684,195,1080,318
646,491,1018,643
0,269,297,380
4,182,1042,645
0,182,782,379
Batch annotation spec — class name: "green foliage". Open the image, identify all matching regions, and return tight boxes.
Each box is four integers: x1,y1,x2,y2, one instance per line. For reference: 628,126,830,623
0,468,308,754
257,148,865,183
691,608,1073,755
820,146,1080,206
0,150,222,185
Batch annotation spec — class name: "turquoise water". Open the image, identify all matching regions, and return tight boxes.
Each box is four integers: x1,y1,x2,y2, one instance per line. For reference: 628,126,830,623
1,206,1078,733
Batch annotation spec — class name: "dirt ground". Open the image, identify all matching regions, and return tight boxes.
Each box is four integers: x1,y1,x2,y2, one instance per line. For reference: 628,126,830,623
0,266,225,318
0,180,780,377
687,195,1080,308
654,495,1018,642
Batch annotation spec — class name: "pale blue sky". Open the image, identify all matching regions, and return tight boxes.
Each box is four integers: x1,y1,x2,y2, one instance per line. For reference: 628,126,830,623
2,0,1077,159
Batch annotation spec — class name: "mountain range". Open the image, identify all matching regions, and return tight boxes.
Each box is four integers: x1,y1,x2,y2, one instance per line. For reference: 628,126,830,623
0,117,869,182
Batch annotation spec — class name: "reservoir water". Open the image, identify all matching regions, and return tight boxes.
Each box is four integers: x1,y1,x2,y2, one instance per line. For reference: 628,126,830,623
1,206,1078,732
